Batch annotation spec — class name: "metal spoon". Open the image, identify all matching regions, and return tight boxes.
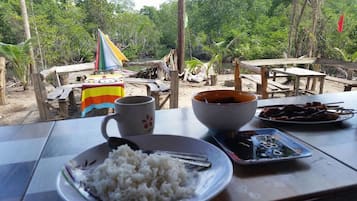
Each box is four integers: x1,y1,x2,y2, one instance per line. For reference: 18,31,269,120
107,136,212,169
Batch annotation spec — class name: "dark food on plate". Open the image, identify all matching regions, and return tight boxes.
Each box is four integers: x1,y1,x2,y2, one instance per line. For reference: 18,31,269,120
259,101,340,121
218,131,298,160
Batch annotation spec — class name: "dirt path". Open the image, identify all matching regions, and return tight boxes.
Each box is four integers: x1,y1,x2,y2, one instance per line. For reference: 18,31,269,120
0,74,350,126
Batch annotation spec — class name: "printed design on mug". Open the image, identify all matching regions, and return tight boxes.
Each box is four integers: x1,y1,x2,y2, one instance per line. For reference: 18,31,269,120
142,114,153,131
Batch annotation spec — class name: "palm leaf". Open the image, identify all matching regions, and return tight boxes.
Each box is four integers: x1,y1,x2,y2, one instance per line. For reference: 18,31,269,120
351,51,357,62
0,39,33,88
334,47,350,62
185,58,204,73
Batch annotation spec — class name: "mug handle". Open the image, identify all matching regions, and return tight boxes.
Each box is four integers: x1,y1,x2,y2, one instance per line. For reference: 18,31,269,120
101,113,118,140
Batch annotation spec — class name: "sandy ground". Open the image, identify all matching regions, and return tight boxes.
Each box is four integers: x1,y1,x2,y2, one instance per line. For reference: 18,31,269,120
0,74,351,126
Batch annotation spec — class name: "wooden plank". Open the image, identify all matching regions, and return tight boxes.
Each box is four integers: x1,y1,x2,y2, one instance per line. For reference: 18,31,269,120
124,77,156,84
234,59,242,91
0,57,6,105
154,81,170,92
325,76,357,91
260,66,268,99
241,74,282,90
146,83,160,93
169,70,179,108
239,62,261,74
40,62,94,78
59,87,73,100
47,88,63,100
241,57,317,66
268,80,290,90
325,76,357,86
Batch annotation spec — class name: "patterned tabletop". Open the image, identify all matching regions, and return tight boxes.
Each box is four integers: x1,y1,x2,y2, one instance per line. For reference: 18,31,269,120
2,91,357,201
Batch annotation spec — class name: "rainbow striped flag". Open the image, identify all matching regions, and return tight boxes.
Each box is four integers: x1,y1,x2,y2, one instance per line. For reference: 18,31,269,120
95,29,128,72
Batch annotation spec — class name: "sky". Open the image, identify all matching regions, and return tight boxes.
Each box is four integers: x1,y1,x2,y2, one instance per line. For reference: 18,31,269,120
133,0,168,10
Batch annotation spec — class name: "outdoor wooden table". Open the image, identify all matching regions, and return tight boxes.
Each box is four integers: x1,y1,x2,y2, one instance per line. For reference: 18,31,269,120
258,91,357,171
1,91,357,201
271,67,326,96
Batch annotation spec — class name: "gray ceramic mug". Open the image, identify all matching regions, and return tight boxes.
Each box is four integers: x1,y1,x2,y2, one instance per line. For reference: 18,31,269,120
101,96,155,139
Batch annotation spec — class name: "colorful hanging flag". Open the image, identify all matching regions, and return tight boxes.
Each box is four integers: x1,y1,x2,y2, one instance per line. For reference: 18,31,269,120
337,14,344,33
95,29,128,72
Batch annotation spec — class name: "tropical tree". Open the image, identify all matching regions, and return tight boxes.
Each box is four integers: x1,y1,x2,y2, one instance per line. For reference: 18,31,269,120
203,38,237,74
0,0,26,44
0,39,32,90
31,1,94,67
113,12,161,59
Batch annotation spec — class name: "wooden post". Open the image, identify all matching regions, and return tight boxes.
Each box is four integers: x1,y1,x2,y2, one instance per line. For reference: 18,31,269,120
0,57,6,105
347,70,353,80
261,66,269,99
177,0,185,73
32,73,49,121
169,70,179,108
234,59,242,91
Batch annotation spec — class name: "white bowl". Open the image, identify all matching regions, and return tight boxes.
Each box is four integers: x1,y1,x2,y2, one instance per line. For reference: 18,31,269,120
192,90,257,132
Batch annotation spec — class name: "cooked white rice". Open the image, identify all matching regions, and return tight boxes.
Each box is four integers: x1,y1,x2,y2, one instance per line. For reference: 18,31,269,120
85,145,196,201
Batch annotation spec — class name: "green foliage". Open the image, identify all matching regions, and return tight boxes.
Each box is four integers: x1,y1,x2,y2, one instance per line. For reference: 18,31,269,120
113,12,161,59
187,0,289,62
0,39,32,89
0,0,26,43
32,1,94,68
334,48,357,62
1,0,357,72
185,57,204,73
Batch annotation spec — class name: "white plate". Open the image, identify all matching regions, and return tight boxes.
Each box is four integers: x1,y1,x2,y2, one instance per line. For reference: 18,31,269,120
256,109,354,125
57,134,233,201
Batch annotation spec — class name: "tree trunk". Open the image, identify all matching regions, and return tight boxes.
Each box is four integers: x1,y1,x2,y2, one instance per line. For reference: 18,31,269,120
177,0,185,73
288,0,298,57
30,0,45,69
290,0,308,57
310,0,322,90
20,0,37,79
309,0,320,58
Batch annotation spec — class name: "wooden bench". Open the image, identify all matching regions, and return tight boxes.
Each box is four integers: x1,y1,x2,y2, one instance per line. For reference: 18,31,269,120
325,76,357,91
145,81,171,109
124,78,172,110
241,74,291,97
32,73,80,121
234,59,292,99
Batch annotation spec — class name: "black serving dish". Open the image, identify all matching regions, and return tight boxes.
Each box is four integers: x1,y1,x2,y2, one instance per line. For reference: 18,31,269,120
213,128,312,165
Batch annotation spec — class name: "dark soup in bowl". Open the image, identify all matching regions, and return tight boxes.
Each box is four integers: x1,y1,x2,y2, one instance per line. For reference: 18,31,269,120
194,90,255,104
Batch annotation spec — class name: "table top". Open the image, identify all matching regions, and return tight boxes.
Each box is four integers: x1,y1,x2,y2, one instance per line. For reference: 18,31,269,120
83,73,124,85
1,91,357,201
272,67,326,77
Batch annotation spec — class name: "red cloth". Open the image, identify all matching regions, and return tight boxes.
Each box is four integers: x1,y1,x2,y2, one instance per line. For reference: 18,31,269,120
338,14,344,33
